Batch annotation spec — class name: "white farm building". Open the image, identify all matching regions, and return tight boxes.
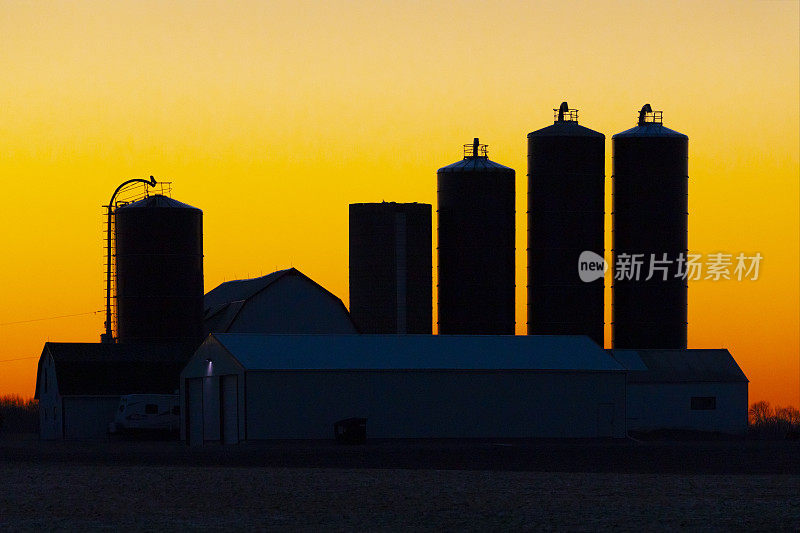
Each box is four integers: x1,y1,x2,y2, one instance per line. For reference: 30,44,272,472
180,334,628,444
35,342,195,439
610,349,749,435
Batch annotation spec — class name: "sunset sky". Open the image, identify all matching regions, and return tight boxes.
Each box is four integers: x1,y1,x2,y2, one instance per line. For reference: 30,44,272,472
1,0,798,407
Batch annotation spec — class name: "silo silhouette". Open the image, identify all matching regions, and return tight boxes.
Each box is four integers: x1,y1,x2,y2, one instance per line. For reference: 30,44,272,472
612,105,688,348
437,138,515,334
527,103,605,346
114,195,204,343
349,202,432,334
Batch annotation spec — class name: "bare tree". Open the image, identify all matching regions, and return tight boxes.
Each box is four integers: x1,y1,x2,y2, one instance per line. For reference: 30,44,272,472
749,401,800,439
749,401,772,425
775,406,800,426
0,395,38,435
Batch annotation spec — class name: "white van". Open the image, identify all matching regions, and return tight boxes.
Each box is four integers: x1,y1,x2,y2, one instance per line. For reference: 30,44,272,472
109,394,180,434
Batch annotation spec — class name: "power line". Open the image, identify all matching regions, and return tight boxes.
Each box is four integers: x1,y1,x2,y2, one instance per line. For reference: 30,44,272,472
0,356,39,364
0,310,103,327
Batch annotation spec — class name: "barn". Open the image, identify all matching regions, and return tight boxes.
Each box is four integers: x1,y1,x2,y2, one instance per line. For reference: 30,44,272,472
204,268,358,335
610,349,749,435
35,342,195,439
180,334,627,444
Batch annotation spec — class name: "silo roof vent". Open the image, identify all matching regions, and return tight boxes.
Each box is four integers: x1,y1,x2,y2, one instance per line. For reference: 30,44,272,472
554,102,579,123
638,103,663,126
463,137,488,158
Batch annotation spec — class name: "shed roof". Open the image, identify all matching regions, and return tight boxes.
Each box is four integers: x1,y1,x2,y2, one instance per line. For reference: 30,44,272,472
35,342,197,397
609,349,748,383
206,334,624,372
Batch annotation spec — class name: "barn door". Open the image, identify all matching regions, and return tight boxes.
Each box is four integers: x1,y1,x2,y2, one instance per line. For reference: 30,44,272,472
220,375,239,444
203,377,220,442
186,378,204,446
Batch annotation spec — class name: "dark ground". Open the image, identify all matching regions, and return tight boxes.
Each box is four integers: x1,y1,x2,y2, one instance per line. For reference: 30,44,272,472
3,434,800,474
2,435,799,530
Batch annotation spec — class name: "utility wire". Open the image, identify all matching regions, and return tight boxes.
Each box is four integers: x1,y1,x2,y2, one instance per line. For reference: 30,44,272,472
0,310,103,364
0,356,40,364
0,310,103,327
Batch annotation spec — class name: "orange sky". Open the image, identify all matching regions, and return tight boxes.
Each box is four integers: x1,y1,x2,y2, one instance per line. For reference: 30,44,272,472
1,0,797,407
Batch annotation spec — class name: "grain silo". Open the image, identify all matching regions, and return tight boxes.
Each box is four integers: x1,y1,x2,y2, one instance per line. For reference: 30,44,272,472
437,138,515,335
349,202,432,333
114,195,204,343
527,103,605,346
612,104,688,349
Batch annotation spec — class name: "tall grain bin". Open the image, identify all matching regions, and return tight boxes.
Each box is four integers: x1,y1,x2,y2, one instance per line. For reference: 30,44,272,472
349,202,432,334
612,105,688,349
527,103,605,346
437,139,515,335
114,195,204,343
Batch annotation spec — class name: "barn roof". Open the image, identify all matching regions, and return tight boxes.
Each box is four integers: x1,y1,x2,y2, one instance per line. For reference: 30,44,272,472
205,334,624,372
203,268,357,334
35,342,197,398
609,349,748,383
204,269,290,309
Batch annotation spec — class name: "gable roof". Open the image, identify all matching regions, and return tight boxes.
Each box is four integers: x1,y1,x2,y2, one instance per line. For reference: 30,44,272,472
35,342,197,397
205,334,624,372
203,268,358,333
609,349,748,384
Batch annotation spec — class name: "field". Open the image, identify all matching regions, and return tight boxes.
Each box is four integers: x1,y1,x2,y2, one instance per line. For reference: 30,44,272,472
2,437,799,530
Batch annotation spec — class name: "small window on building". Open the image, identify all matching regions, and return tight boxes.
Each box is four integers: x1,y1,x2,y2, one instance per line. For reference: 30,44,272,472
145,404,158,415
171,405,180,415
691,396,716,410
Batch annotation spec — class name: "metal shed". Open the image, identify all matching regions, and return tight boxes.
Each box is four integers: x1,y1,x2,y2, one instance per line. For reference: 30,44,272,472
610,349,748,434
35,342,195,439
180,334,627,444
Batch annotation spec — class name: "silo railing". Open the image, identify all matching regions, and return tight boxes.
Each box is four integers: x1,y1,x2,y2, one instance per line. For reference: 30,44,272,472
463,141,488,158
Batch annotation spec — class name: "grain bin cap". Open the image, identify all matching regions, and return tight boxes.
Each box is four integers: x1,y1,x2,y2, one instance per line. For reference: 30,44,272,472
613,104,688,139
115,194,202,212
527,102,604,138
437,138,514,174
